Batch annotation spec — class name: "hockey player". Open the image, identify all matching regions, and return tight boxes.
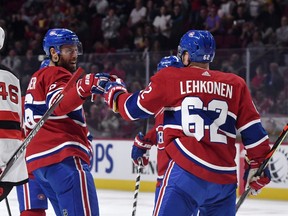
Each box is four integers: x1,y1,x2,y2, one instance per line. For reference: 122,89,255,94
16,59,50,216
103,30,271,215
0,27,28,202
131,55,183,202
23,28,109,216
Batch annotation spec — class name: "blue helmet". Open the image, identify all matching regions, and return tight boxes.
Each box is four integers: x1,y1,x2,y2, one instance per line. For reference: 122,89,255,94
43,28,83,56
39,59,50,69
177,30,215,63
157,55,183,71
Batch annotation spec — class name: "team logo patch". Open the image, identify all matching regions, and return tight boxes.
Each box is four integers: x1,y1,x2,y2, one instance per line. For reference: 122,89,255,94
37,193,46,200
188,32,195,37
49,30,57,36
202,71,211,76
62,209,68,216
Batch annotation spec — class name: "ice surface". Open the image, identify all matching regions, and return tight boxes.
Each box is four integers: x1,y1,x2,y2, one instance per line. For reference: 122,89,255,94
1,188,288,216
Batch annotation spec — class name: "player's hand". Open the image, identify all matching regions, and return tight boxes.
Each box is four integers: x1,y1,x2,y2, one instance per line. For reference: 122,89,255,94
131,132,152,167
76,73,110,98
104,78,127,112
243,158,271,195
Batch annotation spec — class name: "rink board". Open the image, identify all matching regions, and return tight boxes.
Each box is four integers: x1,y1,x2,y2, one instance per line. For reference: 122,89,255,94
91,139,288,200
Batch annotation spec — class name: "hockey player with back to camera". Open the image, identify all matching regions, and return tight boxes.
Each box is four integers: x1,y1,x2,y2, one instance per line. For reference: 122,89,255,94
0,27,28,202
101,30,271,216
131,55,183,202
22,28,110,216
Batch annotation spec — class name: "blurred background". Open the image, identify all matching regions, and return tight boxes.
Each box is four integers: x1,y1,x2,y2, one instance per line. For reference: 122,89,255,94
0,0,287,141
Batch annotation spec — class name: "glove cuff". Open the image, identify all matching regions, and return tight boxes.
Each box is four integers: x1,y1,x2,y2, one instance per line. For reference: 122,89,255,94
134,135,153,150
112,90,126,113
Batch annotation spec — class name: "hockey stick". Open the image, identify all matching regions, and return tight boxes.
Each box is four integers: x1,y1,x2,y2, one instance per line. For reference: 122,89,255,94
236,123,288,212
0,68,84,182
5,197,11,216
132,118,150,216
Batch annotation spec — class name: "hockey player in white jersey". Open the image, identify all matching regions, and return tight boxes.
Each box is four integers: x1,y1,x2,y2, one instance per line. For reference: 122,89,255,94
0,27,28,201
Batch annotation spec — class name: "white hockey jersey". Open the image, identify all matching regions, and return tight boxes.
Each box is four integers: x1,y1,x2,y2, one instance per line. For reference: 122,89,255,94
0,64,28,184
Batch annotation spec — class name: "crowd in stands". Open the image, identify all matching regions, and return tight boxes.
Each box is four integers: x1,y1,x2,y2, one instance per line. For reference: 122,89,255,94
0,0,288,138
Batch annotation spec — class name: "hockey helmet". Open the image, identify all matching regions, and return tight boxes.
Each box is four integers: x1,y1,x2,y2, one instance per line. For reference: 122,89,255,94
157,55,183,71
0,27,5,50
43,28,83,56
39,59,50,69
177,30,215,63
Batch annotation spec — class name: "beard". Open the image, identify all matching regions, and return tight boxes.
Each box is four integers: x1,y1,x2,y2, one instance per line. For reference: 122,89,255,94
58,58,77,72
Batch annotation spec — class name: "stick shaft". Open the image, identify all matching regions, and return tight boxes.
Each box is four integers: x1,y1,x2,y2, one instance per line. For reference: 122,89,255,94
132,118,150,216
236,123,288,212
5,198,12,216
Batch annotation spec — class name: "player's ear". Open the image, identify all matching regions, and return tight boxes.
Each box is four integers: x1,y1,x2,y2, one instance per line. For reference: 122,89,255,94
50,47,59,63
182,51,190,67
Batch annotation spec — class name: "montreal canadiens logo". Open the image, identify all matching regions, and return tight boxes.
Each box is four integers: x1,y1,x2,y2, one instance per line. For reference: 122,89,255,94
49,30,57,36
188,32,195,37
37,193,46,200
269,147,288,183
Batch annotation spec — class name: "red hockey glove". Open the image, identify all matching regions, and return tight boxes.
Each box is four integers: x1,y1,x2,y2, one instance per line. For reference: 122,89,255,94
243,158,271,195
104,78,127,113
131,132,152,167
76,73,110,98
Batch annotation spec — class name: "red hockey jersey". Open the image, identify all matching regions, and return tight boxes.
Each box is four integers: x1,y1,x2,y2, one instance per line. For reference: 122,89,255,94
24,66,93,173
117,66,270,184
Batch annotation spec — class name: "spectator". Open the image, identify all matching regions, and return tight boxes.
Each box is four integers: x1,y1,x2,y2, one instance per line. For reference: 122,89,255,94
153,5,172,47
89,0,109,17
229,4,251,36
189,0,203,27
10,13,28,41
1,49,21,74
145,0,157,24
256,2,281,44
239,21,255,48
127,0,147,29
33,11,49,33
101,7,121,48
133,25,145,51
251,64,266,91
247,31,265,56
50,5,65,27
193,6,208,30
265,62,285,100
275,16,288,47
247,0,263,19
205,6,224,35
218,0,236,20
169,4,185,49
253,90,274,115
21,49,38,76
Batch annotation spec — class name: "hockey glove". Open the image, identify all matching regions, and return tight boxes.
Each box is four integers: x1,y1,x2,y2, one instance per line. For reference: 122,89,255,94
76,73,110,98
131,132,152,167
243,158,271,195
104,79,127,113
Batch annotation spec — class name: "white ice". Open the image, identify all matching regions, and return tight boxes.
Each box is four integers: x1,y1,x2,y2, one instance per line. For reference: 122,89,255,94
1,188,288,216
